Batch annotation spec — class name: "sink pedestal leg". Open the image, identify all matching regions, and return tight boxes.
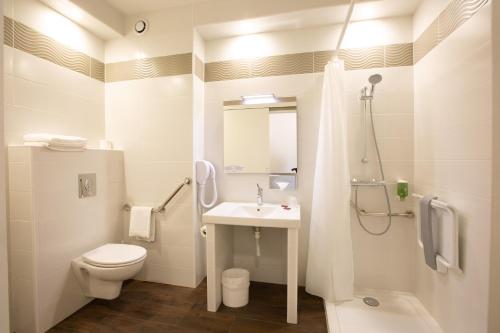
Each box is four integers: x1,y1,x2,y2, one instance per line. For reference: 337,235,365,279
206,224,232,312
287,228,299,324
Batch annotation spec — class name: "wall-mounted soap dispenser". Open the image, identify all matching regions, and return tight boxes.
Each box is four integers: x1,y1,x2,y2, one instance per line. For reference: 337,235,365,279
397,180,409,200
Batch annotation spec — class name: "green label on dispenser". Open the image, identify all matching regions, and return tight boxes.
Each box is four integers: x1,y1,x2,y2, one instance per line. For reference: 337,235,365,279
397,181,409,199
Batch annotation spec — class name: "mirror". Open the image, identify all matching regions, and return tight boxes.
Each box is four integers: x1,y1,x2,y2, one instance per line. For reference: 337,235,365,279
223,97,297,174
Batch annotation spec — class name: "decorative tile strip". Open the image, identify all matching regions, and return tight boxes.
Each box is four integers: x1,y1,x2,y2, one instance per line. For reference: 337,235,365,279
14,20,90,76
385,43,414,67
194,55,204,81
207,44,414,82
250,52,313,77
205,58,253,82
91,57,105,82
439,0,489,41
313,50,334,72
339,46,384,70
2,0,487,82
3,16,108,82
4,16,13,47
415,0,488,63
414,19,439,64
105,53,192,82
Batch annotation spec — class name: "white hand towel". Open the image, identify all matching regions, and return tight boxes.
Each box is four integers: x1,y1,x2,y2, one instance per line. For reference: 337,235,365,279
129,206,155,242
46,145,86,152
23,133,88,150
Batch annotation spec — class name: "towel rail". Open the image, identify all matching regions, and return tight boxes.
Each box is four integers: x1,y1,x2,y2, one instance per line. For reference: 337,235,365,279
412,193,450,211
124,177,192,213
412,192,460,273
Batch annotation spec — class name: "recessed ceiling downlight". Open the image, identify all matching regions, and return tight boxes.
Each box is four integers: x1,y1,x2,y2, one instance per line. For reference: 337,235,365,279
134,19,149,34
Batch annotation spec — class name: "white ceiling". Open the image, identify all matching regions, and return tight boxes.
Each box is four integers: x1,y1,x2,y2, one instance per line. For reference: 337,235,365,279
102,0,422,40
198,0,422,40
105,0,215,15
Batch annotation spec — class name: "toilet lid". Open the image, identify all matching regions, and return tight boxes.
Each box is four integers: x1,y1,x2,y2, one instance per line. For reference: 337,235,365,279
82,244,147,267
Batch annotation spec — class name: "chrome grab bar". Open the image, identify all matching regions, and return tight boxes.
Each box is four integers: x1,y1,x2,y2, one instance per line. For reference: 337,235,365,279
353,205,415,219
350,180,386,187
124,177,192,213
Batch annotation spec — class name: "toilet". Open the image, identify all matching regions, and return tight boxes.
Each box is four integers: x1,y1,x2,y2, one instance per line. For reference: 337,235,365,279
72,243,147,300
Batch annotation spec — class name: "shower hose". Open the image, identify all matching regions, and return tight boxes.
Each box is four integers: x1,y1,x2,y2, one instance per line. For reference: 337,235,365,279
353,99,392,236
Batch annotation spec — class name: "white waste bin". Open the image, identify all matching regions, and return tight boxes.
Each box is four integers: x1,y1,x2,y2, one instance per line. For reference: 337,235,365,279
222,268,250,308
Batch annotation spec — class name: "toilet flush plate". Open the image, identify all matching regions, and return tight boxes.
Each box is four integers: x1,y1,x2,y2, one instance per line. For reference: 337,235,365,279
78,173,96,198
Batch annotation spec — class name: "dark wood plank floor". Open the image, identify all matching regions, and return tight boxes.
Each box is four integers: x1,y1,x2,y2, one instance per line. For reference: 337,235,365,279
49,279,328,333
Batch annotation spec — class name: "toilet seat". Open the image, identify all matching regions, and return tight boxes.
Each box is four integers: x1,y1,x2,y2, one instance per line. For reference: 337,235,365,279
82,243,147,268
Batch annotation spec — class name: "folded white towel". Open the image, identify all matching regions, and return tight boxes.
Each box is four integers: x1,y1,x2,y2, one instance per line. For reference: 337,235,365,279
129,206,155,242
46,145,86,152
23,133,88,151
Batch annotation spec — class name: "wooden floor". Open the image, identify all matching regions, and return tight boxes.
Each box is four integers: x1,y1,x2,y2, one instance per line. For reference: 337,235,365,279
49,279,328,333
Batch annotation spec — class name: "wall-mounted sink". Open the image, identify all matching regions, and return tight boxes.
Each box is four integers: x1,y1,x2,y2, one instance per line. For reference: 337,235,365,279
203,201,301,324
202,202,300,228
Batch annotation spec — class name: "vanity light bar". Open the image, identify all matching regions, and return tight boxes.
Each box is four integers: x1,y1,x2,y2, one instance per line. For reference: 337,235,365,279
224,96,296,109
241,94,276,104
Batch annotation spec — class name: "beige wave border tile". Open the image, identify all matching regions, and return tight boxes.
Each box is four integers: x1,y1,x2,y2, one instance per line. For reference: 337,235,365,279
207,44,412,82
415,0,488,64
339,46,384,70
251,52,313,78
313,50,336,72
3,16,108,82
385,43,414,67
205,58,253,82
91,58,105,82
3,0,487,82
14,20,90,76
194,55,204,81
414,18,439,63
105,53,192,82
4,16,13,47
438,0,488,41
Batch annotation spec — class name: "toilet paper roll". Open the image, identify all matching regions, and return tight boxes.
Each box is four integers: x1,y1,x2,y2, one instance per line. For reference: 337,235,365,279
200,225,207,238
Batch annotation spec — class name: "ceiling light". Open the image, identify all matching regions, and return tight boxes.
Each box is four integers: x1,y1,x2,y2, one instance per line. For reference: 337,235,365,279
241,94,277,104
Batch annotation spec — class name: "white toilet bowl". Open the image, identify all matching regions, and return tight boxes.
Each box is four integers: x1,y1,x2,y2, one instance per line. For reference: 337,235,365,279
72,243,147,300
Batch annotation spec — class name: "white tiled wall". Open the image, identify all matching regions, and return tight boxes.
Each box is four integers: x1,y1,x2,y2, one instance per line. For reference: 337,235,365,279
204,19,415,288
413,2,492,333
4,0,104,60
3,0,105,149
7,147,124,333
106,75,198,287
3,48,105,148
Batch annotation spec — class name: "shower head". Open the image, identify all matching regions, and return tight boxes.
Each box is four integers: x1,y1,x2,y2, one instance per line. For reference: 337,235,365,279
369,74,382,85
368,74,382,96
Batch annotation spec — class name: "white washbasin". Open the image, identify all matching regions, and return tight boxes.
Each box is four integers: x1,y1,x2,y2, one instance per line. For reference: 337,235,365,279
202,202,300,228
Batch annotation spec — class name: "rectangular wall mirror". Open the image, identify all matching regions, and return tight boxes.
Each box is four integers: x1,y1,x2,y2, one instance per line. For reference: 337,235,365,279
223,96,297,174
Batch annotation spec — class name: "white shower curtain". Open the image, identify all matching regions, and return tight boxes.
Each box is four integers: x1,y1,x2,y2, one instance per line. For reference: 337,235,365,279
305,60,354,302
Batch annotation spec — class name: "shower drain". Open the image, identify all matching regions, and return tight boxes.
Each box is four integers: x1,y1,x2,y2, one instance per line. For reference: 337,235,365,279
363,297,380,307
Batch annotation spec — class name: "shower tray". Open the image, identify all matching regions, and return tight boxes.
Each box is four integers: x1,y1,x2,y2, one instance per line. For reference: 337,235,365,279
325,289,443,333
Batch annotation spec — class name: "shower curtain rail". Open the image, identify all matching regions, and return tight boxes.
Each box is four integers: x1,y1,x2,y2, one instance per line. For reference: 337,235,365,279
332,0,356,60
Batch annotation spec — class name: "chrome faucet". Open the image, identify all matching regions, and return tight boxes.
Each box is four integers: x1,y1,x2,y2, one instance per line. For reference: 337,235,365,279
256,183,263,206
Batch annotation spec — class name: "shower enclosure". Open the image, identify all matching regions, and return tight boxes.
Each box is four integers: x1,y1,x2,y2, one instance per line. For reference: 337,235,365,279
323,73,441,333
